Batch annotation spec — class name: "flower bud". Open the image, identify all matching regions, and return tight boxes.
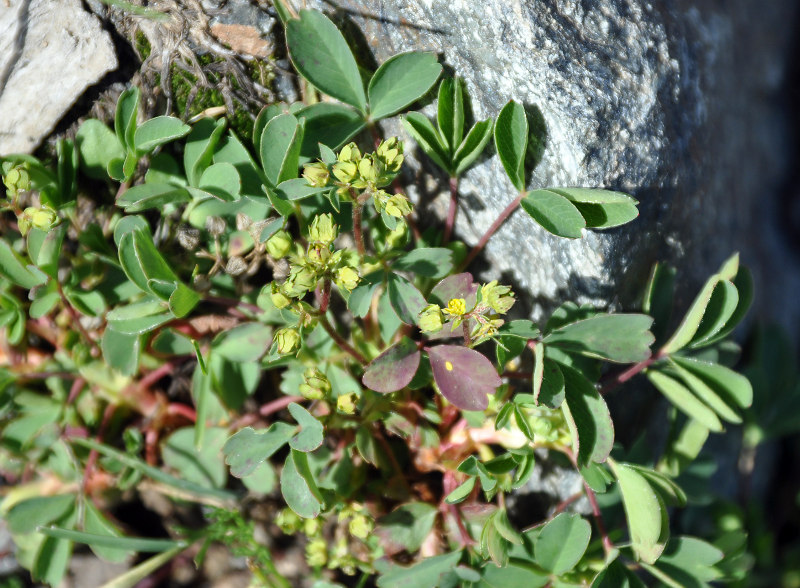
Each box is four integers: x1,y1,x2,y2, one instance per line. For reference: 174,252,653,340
274,327,301,355
338,142,361,164
481,280,516,314
348,514,373,540
306,538,327,567
205,216,226,237
270,282,292,309
336,393,357,415
303,518,322,536
276,508,302,534
384,194,413,218
444,297,467,317
308,214,337,244
18,206,57,235
334,266,360,292
299,367,330,400
3,164,31,197
266,229,292,259
357,156,378,185
376,137,404,173
332,160,358,184
302,161,330,187
283,264,318,297
418,304,444,333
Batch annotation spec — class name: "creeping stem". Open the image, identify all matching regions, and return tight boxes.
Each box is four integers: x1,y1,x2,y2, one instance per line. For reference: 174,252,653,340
459,190,526,271
443,176,459,244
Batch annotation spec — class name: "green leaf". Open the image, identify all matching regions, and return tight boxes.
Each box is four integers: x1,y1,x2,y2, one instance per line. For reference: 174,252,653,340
72,437,236,506
6,494,75,535
494,100,527,190
643,262,676,344
477,562,549,588
117,232,150,292
162,427,228,488
437,78,464,153
113,214,149,246
671,356,752,410
662,272,720,354
521,189,586,239
117,182,190,212
493,509,522,544
27,224,65,279
260,113,304,187
544,313,655,363
368,52,442,120
288,402,324,452
101,327,140,375
658,419,709,477
628,465,687,508
701,266,753,347
83,501,134,562
295,102,365,157
445,476,476,504
97,546,186,588
514,405,534,441
655,536,724,585
453,118,493,176
647,369,723,432
286,10,367,112
531,342,544,402
281,448,323,518
376,502,438,553
534,512,592,574
213,323,272,362
363,337,421,393
184,118,227,187
38,526,184,553
213,130,266,196
609,459,667,564
76,119,125,180
560,364,614,466
115,86,140,151
222,423,296,477
276,178,330,201
387,272,427,325
591,560,647,587
133,116,191,153
667,359,742,424
688,280,739,348
394,248,454,278
198,162,241,201
347,279,380,318
33,507,76,587
403,112,451,172
0,238,44,288
105,301,173,335
428,345,501,411
548,187,639,229
376,550,463,588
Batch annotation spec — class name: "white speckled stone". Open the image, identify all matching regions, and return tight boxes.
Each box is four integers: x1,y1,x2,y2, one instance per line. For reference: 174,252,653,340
0,0,117,154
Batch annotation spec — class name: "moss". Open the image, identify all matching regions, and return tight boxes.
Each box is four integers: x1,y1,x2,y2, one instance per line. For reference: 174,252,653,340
134,31,152,61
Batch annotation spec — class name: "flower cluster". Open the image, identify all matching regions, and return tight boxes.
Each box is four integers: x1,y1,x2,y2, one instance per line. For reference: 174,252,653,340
418,281,516,342
302,138,413,222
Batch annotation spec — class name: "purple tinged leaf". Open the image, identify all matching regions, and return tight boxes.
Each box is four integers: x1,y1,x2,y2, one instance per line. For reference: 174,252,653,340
428,345,501,411
363,337,421,393
429,272,478,308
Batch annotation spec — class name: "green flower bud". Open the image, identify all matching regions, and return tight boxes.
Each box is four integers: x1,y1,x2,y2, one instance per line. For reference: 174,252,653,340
418,304,444,333
266,229,292,259
348,514,373,540
472,317,504,341
299,367,331,400
332,160,358,184
481,280,516,314
303,518,322,536
334,266,360,292
3,165,30,197
306,538,328,568
384,194,413,218
338,142,362,164
302,161,330,187
270,282,292,309
357,155,378,185
308,214,338,244
274,327,301,355
336,393,357,415
18,206,57,235
376,137,404,173
276,508,302,534
306,243,332,267
283,263,318,297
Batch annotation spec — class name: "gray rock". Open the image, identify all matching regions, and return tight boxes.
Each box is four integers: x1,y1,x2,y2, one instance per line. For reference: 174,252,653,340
0,0,117,155
295,0,800,327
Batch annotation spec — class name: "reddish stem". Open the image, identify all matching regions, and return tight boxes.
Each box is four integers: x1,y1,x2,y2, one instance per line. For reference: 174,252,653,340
81,403,116,495
66,377,86,405
319,317,368,366
259,395,304,418
317,279,332,313
599,349,665,395
459,190,526,271
204,295,261,315
352,200,366,256
57,283,100,357
443,176,458,244
165,403,197,423
138,362,175,392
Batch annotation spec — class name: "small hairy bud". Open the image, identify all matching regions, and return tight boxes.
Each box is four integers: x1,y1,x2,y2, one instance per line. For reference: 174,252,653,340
348,514,373,540
205,215,226,237
274,327,301,355
308,214,338,244
384,194,413,218
3,164,30,197
418,304,444,333
338,142,361,164
481,280,516,314
376,137,404,173
334,266,360,292
306,538,327,567
266,230,292,259
177,226,200,250
225,256,247,276
18,206,57,235
332,160,358,184
336,393,357,414
357,155,378,185
283,264,318,297
302,161,330,187
276,508,301,534
306,243,331,267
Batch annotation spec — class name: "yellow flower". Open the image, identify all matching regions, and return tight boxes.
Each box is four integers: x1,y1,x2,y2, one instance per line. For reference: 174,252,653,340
336,393,357,414
443,297,467,317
